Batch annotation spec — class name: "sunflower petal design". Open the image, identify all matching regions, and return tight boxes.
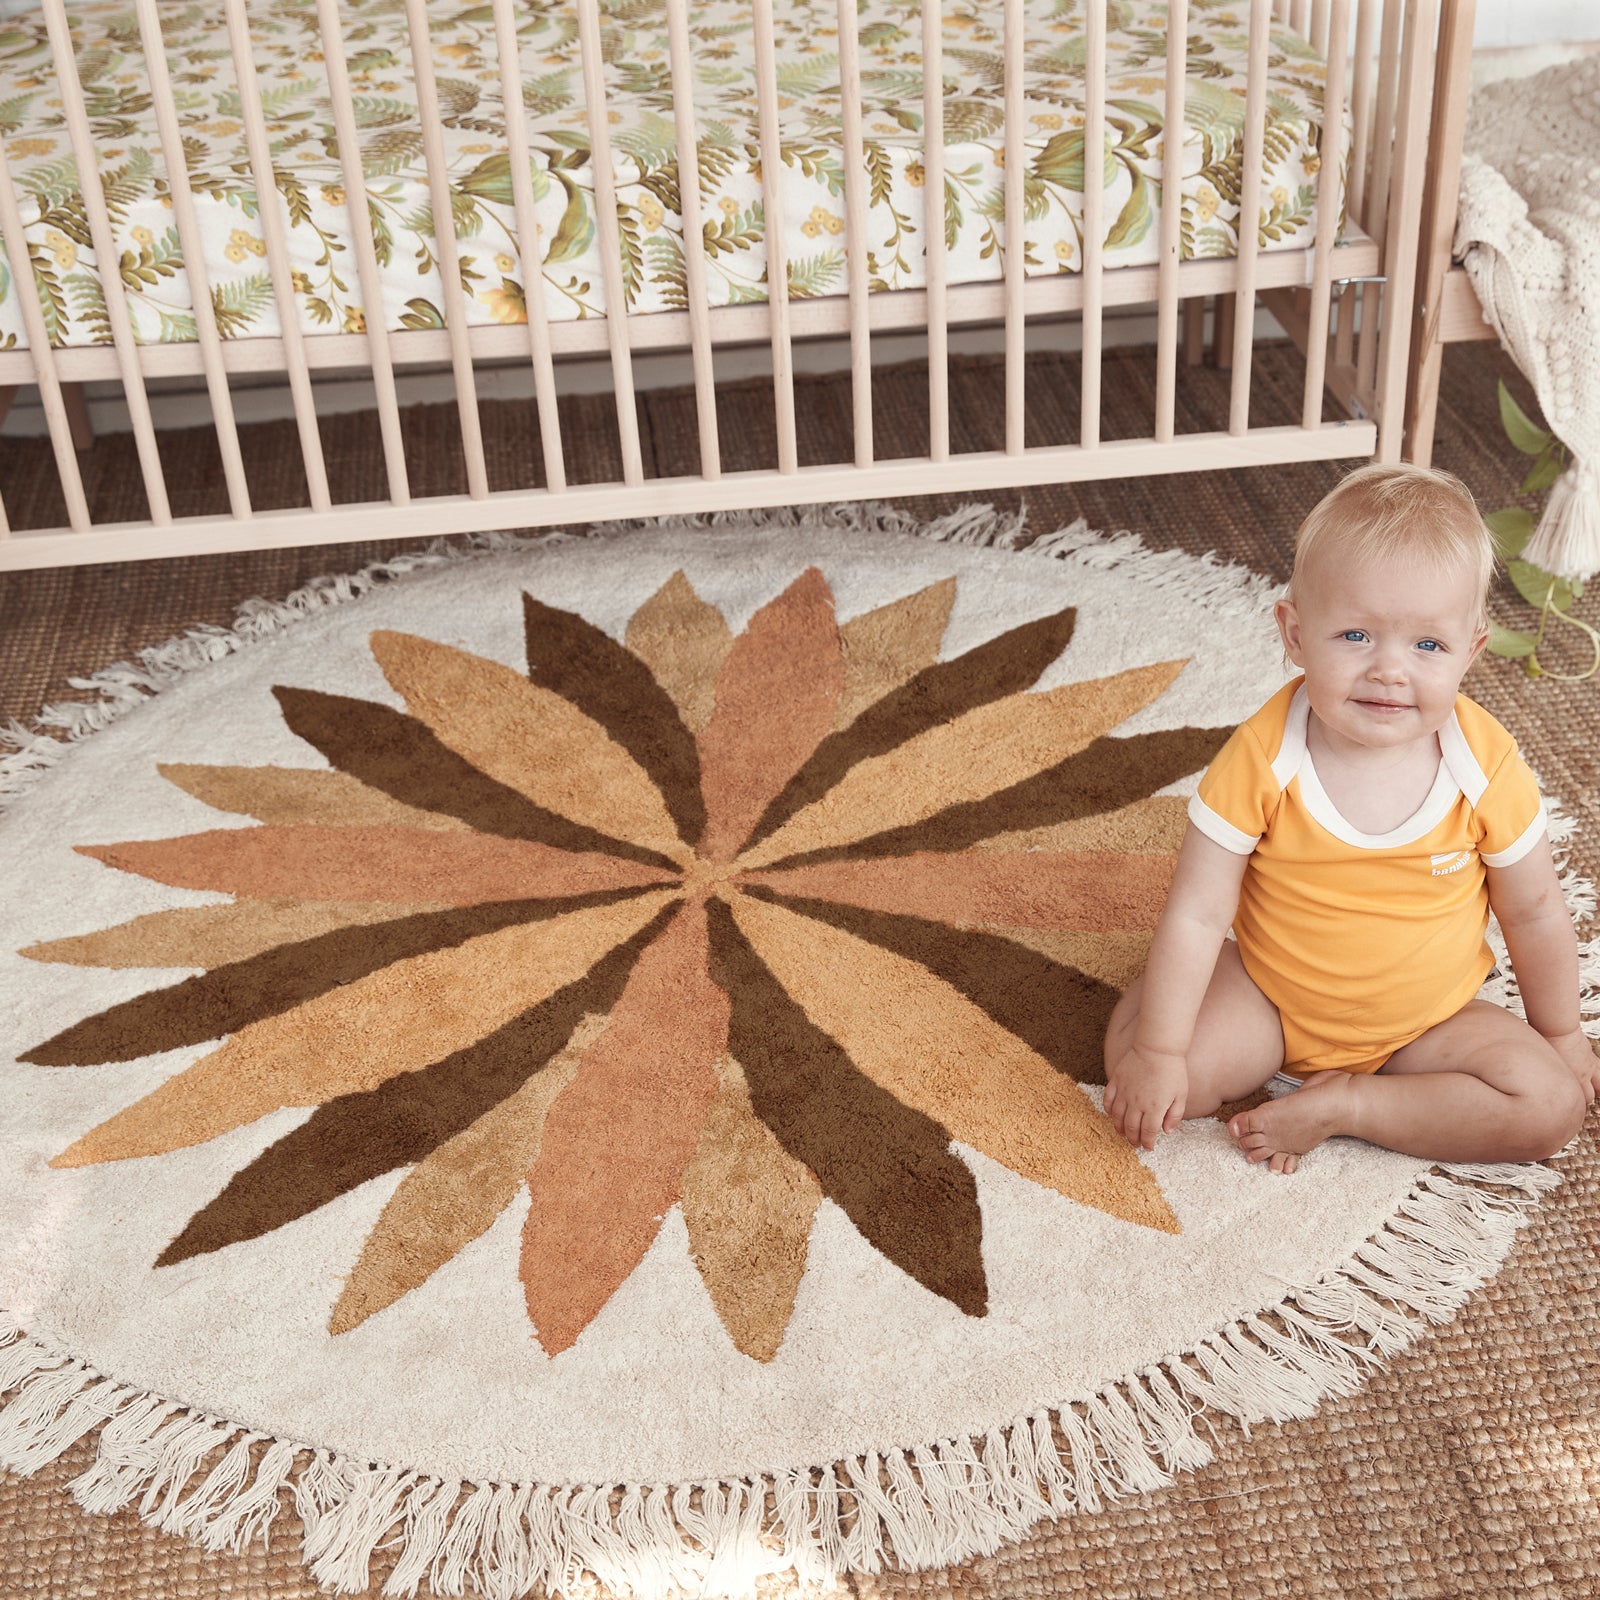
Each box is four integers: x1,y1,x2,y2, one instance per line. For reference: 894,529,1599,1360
26,564,1233,1361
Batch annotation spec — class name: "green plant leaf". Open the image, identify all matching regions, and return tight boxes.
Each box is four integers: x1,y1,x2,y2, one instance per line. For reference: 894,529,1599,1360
1487,620,1538,658
1484,507,1532,560
1520,448,1564,495
1498,379,1551,455
1507,558,1579,614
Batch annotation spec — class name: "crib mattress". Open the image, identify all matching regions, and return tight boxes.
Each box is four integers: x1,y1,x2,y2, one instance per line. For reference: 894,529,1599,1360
0,0,1345,352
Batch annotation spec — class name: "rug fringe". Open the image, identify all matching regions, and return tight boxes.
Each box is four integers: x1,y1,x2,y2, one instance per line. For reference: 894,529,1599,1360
0,1153,1562,1598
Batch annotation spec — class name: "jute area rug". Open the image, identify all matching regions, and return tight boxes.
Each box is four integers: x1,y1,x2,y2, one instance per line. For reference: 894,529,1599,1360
1,493,1593,1598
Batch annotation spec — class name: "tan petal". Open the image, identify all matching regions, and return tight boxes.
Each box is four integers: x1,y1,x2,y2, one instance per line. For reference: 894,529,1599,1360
625,571,735,736
77,826,674,905
158,763,468,831
21,900,449,970
988,927,1156,992
697,569,844,862
729,892,1178,1233
328,1014,607,1335
520,897,727,1354
370,630,688,863
52,892,679,1167
680,1060,821,1362
738,661,1187,870
834,579,956,730
744,850,1174,932
974,795,1190,855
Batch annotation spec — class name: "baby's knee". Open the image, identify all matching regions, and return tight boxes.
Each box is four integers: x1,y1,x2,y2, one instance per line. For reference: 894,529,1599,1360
1508,1071,1586,1160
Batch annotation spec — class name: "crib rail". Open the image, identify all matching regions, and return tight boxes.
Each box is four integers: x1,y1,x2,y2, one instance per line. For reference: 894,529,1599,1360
0,0,1452,569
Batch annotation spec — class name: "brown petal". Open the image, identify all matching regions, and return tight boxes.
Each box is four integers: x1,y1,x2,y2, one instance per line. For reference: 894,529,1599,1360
76,827,675,905
744,850,1174,931
520,897,727,1354
328,1014,608,1335
625,571,734,735
371,631,687,863
155,903,679,1267
523,593,706,849
157,763,468,831
738,661,1186,871
696,569,844,863
833,578,957,729
729,892,1178,1234
706,896,987,1316
680,1061,821,1362
54,893,680,1167
986,927,1155,996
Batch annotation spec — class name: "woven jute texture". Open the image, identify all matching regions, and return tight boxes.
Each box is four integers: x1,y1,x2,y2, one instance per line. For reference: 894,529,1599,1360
1,339,1597,1600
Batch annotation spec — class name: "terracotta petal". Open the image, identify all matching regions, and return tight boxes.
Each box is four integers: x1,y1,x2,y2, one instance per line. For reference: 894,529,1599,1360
738,661,1187,870
371,631,687,863
729,892,1178,1234
832,579,957,730
520,898,727,1354
974,795,1190,855
624,571,734,736
157,763,467,831
696,569,844,863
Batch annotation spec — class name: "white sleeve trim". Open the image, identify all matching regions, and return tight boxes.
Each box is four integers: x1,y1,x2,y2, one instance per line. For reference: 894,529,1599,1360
1187,793,1260,855
1482,803,1548,868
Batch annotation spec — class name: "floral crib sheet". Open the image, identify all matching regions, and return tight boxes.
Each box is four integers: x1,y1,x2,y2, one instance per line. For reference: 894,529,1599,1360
0,0,1347,352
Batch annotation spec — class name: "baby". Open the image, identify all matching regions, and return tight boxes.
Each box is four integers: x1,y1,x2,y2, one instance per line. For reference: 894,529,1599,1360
1103,462,1598,1174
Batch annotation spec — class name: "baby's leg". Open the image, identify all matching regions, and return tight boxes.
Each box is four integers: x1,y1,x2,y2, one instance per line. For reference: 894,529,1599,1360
1104,940,1286,1116
1228,1000,1587,1171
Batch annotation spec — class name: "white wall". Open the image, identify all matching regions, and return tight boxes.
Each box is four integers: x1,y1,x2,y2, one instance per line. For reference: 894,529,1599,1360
1473,0,1600,48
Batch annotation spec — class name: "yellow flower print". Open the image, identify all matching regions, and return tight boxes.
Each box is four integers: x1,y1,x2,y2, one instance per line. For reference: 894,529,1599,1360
495,253,515,272
228,228,267,258
1054,239,1074,263
44,228,76,270
290,270,312,293
342,307,366,334
1304,152,1322,176
7,138,55,158
463,143,494,155
1195,182,1219,222
226,243,247,263
906,160,925,188
639,194,663,233
482,283,528,325
1032,113,1062,131
719,197,739,216
321,185,346,206
1270,185,1287,207
132,226,153,245
209,120,242,138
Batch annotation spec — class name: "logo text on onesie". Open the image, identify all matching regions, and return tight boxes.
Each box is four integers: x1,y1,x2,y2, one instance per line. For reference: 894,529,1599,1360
1430,849,1475,876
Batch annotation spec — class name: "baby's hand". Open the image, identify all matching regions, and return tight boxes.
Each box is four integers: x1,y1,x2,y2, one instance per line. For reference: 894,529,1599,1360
1547,1026,1600,1104
1104,1042,1189,1152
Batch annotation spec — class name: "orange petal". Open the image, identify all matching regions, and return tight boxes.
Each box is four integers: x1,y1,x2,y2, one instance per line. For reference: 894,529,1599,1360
983,927,1155,993
729,891,1178,1234
158,763,467,831
625,570,734,735
745,850,1174,932
52,893,679,1167
973,795,1189,855
77,826,675,904
737,661,1186,870
520,897,728,1354
834,579,955,730
328,1014,607,1335
370,630,689,863
696,569,844,863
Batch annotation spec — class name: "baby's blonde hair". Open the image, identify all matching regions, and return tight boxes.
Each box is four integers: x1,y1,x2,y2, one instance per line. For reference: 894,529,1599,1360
1289,462,1495,631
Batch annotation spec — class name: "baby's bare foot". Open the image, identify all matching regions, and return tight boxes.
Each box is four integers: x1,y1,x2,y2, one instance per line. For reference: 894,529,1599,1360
1226,1071,1357,1174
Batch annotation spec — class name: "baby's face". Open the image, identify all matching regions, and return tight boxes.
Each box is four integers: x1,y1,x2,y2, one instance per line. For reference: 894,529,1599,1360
1274,551,1488,754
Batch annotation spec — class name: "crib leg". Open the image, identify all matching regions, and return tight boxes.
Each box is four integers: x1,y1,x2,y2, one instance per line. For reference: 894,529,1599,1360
62,383,95,450
1183,299,1206,367
1212,295,1235,370
0,386,14,431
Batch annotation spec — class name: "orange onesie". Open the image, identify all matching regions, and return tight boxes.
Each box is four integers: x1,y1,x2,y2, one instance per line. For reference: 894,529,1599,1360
1187,677,1547,1076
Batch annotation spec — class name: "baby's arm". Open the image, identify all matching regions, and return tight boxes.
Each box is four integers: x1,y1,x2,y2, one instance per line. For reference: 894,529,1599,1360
1104,822,1250,1149
1487,838,1599,1101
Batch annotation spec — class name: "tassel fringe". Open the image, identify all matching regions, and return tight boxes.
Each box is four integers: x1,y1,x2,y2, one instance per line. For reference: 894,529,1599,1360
0,503,1587,1594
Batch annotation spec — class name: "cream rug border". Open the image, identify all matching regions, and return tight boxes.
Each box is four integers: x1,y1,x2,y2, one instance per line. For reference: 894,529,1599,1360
0,503,1592,1600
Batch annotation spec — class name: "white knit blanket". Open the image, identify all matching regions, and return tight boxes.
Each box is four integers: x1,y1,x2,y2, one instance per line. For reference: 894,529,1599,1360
1454,55,1600,578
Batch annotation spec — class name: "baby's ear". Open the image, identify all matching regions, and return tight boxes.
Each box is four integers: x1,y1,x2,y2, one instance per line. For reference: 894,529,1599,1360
1273,597,1304,666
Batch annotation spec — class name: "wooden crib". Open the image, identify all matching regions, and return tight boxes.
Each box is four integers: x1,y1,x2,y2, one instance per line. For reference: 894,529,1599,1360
0,0,1465,570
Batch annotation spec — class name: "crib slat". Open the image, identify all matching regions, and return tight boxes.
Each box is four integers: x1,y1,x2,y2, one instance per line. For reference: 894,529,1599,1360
1301,0,1349,427
752,0,798,475
316,0,410,504
132,0,251,521
224,0,329,511
577,0,644,486
663,0,720,480
1311,0,1330,53
1291,0,1311,35
1337,0,1378,373
39,0,170,524
0,159,90,531
1003,0,1025,455
1080,0,1107,450
922,0,949,462
491,0,566,493
1357,0,1404,402
1228,0,1271,435
1154,0,1188,444
404,0,488,499
836,0,873,466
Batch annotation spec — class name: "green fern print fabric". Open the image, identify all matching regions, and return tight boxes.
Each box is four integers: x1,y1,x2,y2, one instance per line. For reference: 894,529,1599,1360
0,0,1345,351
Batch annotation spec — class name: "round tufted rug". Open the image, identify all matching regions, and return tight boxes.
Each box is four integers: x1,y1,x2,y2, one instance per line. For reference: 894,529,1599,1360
0,506,1583,1599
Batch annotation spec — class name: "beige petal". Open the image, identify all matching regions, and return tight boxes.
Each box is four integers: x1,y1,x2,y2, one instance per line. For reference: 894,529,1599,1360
52,892,678,1167
624,571,734,735
370,631,689,863
158,763,468,831
974,795,1190,855
328,1014,608,1335
981,927,1155,992
729,893,1178,1233
21,900,449,971
834,578,956,730
738,661,1187,870
681,1061,821,1362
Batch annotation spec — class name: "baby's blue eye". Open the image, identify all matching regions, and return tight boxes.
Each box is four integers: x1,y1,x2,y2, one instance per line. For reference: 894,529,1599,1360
1416,639,1443,653
1340,630,1368,643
